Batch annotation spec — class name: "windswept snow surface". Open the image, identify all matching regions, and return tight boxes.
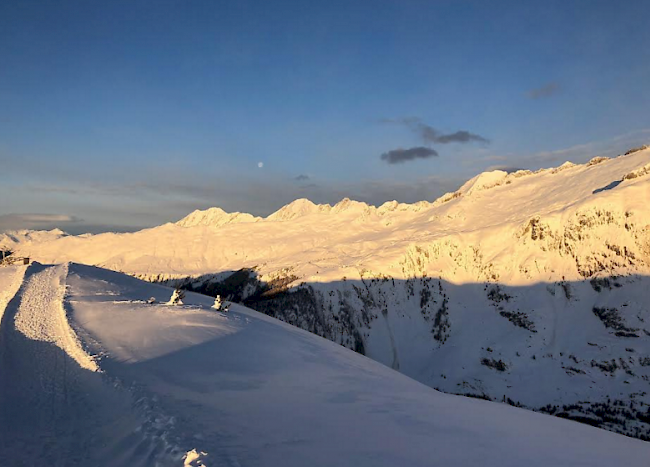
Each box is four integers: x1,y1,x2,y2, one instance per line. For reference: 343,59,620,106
2,263,647,466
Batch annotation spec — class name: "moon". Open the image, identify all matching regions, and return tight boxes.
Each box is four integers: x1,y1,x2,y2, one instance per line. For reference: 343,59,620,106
257,162,264,168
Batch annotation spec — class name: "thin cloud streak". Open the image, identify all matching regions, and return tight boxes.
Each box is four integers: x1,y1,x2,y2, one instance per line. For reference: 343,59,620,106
529,128,650,162
464,128,650,174
528,82,560,99
0,213,80,232
381,117,489,145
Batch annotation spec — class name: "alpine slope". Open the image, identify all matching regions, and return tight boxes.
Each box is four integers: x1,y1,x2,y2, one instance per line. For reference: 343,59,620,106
4,146,650,439
9,147,650,285
0,262,649,466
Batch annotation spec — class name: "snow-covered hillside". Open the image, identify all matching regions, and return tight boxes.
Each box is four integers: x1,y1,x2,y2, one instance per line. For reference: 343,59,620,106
1,263,649,466
8,146,650,438
0,228,68,252
12,149,650,282
175,207,261,228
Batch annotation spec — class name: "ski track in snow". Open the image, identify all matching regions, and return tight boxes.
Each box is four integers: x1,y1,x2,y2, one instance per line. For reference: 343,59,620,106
0,263,192,467
12,263,97,371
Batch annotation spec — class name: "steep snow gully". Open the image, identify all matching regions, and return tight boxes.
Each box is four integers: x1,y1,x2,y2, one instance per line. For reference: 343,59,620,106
0,263,192,467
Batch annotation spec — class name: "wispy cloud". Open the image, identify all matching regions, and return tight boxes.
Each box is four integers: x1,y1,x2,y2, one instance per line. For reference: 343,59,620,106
0,211,164,235
465,128,650,174
528,82,560,99
530,129,650,163
381,117,489,145
0,213,80,232
381,147,439,164
294,174,310,181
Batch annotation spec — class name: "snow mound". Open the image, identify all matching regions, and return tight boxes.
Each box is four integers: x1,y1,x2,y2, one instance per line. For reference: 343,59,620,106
458,169,509,195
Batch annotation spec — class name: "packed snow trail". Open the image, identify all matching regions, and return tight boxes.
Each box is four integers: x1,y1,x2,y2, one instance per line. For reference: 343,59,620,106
0,263,180,467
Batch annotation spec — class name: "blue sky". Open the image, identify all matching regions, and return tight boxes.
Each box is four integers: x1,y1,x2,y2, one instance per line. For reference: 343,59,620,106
1,0,649,233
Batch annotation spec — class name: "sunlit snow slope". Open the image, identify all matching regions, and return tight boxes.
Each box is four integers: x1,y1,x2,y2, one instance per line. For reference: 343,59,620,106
10,149,650,283
1,263,649,466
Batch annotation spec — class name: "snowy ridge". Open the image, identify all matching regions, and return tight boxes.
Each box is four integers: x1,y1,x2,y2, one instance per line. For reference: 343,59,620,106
175,207,261,228
12,263,96,371
266,198,332,221
0,228,68,251
2,263,650,466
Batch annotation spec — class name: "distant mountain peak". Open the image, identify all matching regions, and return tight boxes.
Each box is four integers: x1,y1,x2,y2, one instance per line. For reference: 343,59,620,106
175,207,260,228
267,198,332,221
331,198,370,214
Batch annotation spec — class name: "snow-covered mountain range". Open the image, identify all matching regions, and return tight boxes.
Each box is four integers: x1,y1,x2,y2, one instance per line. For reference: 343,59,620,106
5,146,650,439
0,228,68,252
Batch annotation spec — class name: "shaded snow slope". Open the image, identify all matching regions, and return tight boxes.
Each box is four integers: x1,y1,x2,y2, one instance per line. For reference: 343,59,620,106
168,270,650,439
0,265,26,325
3,263,647,467
0,263,170,467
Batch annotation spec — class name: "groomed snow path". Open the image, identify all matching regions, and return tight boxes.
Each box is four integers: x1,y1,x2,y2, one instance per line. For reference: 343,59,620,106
0,263,179,467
